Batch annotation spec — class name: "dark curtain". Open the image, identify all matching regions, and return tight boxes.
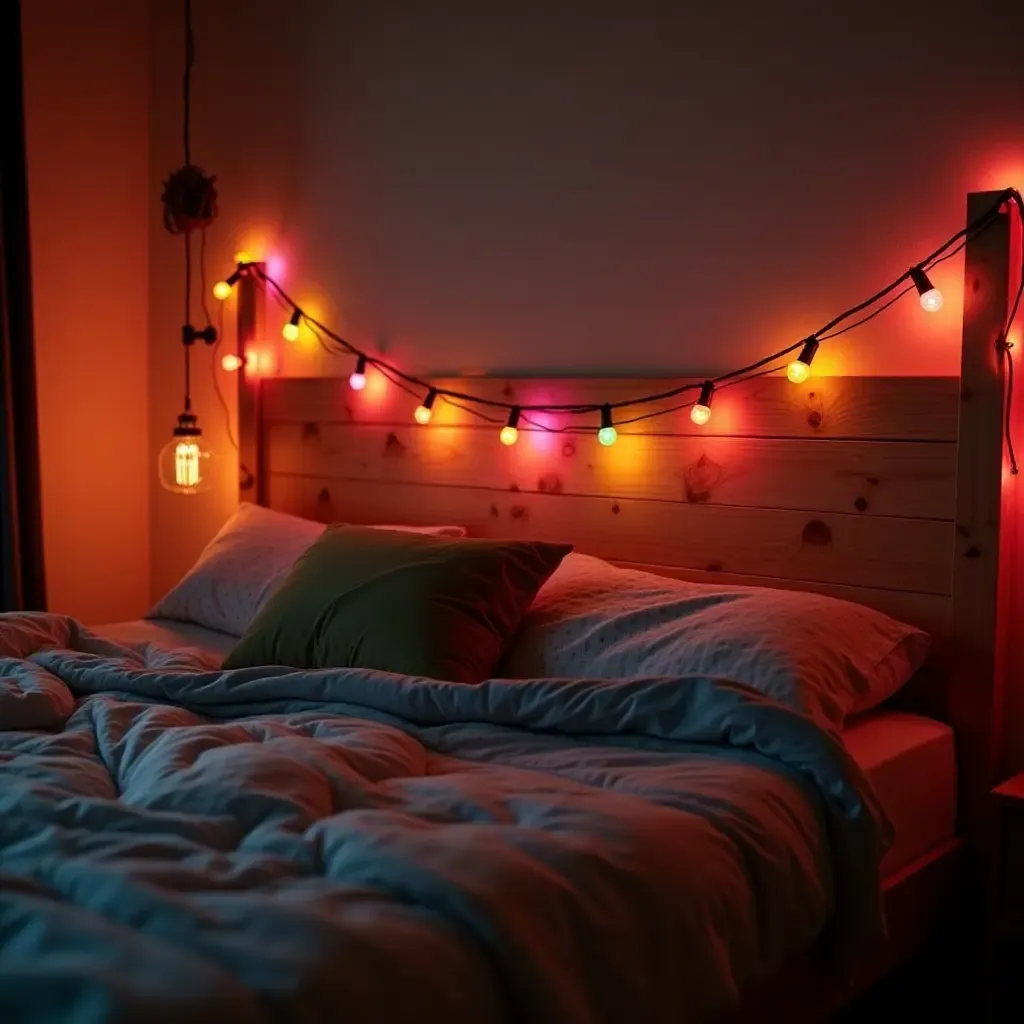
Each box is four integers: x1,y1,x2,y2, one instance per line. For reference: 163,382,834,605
0,0,47,611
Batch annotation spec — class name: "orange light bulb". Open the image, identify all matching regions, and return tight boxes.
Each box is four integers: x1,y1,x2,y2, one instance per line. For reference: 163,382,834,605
786,338,819,385
414,389,438,424
500,407,521,445
282,322,300,342
221,353,244,371
910,266,943,313
213,280,232,301
691,381,715,426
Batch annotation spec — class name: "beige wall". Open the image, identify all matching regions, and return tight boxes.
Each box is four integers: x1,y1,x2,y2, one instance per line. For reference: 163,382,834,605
146,0,1024,597
22,0,151,623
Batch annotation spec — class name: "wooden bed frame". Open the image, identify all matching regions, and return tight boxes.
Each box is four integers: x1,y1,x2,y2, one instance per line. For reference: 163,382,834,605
233,191,1020,1019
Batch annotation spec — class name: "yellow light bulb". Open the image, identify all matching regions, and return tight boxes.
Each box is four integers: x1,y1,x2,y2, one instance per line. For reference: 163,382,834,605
414,404,433,425
691,404,711,426
221,354,244,371
174,440,201,489
282,321,300,343
787,360,810,384
920,288,943,313
213,280,232,301
233,250,252,265
500,426,518,446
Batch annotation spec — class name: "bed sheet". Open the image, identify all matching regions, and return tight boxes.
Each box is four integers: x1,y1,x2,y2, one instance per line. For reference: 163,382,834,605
92,617,237,661
843,711,956,875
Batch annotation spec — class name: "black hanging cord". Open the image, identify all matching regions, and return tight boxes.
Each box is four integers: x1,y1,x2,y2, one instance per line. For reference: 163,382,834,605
183,234,192,410
183,0,194,167
179,0,196,414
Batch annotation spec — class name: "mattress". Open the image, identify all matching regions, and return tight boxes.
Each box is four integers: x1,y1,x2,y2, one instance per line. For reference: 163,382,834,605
842,710,957,876
92,618,237,660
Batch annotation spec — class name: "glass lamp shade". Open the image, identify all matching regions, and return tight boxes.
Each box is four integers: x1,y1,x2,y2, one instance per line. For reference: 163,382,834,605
158,427,219,495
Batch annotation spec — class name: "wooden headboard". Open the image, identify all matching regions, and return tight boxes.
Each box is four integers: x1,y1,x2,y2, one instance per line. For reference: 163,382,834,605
234,191,1020,835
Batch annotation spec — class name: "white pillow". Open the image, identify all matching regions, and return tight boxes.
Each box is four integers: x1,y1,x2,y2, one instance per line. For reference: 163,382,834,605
499,553,930,730
148,504,466,637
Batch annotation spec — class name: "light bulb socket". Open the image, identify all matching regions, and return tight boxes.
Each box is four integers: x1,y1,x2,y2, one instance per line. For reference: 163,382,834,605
173,412,202,438
909,265,934,296
288,308,302,328
796,337,819,366
600,404,614,430
225,269,242,286
354,354,367,375
182,324,218,347
422,388,438,410
697,380,715,408
507,406,521,430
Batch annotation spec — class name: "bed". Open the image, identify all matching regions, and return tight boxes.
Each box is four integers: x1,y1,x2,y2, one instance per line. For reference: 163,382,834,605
1,191,1018,1021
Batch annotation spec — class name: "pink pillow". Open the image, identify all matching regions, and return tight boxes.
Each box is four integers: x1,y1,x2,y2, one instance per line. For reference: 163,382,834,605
148,503,465,637
499,553,929,730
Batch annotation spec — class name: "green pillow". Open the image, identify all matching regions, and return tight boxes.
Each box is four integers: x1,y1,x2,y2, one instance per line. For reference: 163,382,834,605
223,525,571,683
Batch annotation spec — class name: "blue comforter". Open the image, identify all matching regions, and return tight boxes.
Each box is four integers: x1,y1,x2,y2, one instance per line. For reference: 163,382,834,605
0,614,891,1023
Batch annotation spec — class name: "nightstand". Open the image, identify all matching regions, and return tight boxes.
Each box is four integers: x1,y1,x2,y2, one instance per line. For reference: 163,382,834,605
990,774,1024,1019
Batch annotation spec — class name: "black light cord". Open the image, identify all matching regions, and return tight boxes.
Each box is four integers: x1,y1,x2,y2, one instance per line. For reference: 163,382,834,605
231,188,1024,446
183,0,194,167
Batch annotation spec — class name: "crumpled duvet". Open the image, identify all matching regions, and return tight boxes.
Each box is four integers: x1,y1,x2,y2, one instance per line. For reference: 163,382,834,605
0,613,892,1024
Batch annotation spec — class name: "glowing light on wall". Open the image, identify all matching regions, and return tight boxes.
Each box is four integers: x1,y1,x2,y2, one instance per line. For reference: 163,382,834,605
691,381,715,425
349,355,368,391
221,353,245,371
787,337,820,384
500,407,521,446
598,405,617,446
414,389,438,424
909,265,943,312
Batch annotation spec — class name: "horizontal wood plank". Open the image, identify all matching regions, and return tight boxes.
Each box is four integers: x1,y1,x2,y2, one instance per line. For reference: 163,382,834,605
267,474,954,595
267,422,957,520
261,375,960,441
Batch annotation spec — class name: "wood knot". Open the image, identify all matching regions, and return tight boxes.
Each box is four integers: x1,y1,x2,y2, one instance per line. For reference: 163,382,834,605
317,487,331,504
854,497,868,512
489,504,500,517
807,410,823,429
683,453,722,504
705,561,723,573
801,520,832,546
384,432,406,456
502,382,514,398
964,546,981,559
509,483,520,492
866,476,880,487
301,422,320,442
537,474,563,494
510,505,528,520
956,524,970,538
561,442,576,458
611,503,621,515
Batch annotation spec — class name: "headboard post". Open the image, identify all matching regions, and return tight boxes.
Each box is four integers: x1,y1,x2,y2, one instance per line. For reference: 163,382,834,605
237,263,265,504
951,190,1014,833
